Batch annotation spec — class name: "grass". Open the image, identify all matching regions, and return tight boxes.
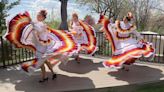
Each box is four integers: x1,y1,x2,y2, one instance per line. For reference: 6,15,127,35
46,20,60,29
135,81,164,92
75,81,164,92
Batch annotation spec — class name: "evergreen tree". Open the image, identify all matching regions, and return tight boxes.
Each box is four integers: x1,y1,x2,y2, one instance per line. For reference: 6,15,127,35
0,0,19,35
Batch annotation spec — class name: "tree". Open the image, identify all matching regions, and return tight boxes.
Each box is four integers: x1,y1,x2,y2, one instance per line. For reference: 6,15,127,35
128,0,154,31
58,0,68,30
0,0,20,35
77,0,164,32
149,13,164,34
77,0,129,20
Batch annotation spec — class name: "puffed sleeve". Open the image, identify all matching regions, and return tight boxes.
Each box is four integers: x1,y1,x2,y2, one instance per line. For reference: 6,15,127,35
33,22,45,32
132,30,143,40
32,22,49,45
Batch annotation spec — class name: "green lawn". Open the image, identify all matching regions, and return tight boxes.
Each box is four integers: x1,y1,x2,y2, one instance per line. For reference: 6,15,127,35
134,81,164,92
76,81,164,92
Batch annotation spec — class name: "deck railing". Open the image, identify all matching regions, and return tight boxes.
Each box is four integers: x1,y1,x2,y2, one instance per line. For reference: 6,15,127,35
95,32,164,63
0,37,34,68
0,32,164,67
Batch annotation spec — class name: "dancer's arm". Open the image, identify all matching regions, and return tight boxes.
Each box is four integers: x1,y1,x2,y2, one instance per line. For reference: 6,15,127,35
132,30,144,41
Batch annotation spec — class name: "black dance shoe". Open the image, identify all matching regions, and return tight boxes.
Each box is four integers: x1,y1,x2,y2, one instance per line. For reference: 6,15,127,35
52,74,57,80
39,77,48,83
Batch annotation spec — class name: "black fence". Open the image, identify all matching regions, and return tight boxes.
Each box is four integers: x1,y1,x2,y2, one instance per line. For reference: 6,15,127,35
0,32,164,67
95,32,164,63
0,37,34,68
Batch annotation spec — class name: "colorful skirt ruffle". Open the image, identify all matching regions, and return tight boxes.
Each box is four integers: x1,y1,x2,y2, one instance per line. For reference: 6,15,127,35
103,40,155,70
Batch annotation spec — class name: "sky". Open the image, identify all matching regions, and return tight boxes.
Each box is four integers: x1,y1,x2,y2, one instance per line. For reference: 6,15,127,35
6,0,164,22
7,0,99,22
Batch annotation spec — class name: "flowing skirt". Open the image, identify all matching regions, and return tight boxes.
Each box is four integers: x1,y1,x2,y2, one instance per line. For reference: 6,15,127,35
103,39,155,70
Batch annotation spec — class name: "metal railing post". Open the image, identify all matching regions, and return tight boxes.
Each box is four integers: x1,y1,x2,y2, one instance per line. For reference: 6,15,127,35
0,36,6,68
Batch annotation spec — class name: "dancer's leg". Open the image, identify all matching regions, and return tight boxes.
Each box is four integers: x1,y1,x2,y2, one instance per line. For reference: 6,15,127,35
41,64,46,79
122,65,129,71
75,54,80,63
122,58,137,71
45,61,55,74
45,61,57,80
39,64,48,83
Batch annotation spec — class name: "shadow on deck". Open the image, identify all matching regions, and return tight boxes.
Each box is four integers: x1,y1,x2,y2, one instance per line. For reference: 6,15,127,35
0,55,164,92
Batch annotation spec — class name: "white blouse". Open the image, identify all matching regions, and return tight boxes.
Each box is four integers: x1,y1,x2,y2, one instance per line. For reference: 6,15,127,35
119,21,143,39
72,21,83,34
33,21,49,41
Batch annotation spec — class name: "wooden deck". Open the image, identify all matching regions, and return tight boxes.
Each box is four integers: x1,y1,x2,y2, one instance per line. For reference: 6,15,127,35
0,55,164,92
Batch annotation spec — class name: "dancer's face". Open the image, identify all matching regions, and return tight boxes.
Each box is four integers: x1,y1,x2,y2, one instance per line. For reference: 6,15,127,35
73,16,78,22
123,17,128,24
37,13,44,21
